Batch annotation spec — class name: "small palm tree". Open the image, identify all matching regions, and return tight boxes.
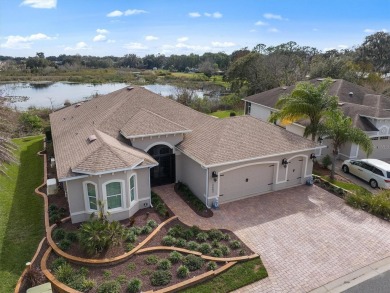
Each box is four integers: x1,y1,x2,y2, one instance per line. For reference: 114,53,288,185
269,78,339,141
319,110,373,180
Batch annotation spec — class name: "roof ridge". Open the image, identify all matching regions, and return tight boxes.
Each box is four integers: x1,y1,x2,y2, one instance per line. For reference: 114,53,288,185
138,108,189,130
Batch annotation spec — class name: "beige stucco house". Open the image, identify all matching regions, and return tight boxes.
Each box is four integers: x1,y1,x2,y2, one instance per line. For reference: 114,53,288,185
50,87,320,223
243,79,390,160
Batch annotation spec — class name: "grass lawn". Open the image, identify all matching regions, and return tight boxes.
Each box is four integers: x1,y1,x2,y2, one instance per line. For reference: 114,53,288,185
321,176,371,195
210,110,244,118
182,258,267,293
0,136,45,293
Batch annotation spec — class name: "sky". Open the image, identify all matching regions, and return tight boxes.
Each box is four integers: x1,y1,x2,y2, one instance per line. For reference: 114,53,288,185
0,0,389,57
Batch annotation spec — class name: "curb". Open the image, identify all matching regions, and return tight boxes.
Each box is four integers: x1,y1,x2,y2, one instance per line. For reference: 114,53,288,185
309,256,390,293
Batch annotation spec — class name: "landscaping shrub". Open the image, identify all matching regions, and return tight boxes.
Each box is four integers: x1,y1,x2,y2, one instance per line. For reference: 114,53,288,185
53,228,66,241
58,239,71,251
198,243,212,254
190,225,201,236
51,257,67,270
129,226,142,236
208,229,224,241
176,238,187,248
182,229,195,240
229,240,242,249
167,225,185,238
211,240,220,248
346,190,390,219
141,269,152,276
127,278,142,293
151,192,168,217
103,270,112,279
125,231,137,243
66,231,78,242
150,270,172,286
126,243,135,252
182,255,204,271
49,204,58,213
147,219,158,228
145,255,159,265
24,267,45,287
222,233,231,241
239,249,246,256
177,265,190,278
97,280,121,293
220,244,230,256
186,241,200,251
157,259,172,270
321,155,332,169
140,225,152,235
207,261,218,271
211,248,223,257
127,263,136,271
196,232,209,242
161,235,177,246
176,182,208,212
168,251,183,264
54,262,75,284
116,275,127,284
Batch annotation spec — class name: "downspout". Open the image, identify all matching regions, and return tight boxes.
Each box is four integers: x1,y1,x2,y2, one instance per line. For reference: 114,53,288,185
149,167,153,208
205,168,211,208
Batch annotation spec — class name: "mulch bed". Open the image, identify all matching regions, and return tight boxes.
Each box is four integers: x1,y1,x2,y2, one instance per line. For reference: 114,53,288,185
18,240,49,293
313,162,351,183
52,208,164,259
174,184,213,218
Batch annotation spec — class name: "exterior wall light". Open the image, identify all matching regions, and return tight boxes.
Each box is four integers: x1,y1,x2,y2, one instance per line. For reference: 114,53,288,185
310,153,316,162
212,171,218,182
281,158,288,168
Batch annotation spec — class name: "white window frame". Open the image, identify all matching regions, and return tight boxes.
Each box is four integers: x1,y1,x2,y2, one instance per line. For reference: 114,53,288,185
82,181,98,212
102,180,125,212
129,174,137,206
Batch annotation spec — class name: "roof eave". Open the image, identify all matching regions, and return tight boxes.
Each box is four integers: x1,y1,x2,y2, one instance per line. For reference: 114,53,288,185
121,129,192,139
71,159,146,176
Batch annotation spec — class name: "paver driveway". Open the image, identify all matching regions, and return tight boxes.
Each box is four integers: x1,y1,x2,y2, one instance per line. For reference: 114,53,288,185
153,184,390,292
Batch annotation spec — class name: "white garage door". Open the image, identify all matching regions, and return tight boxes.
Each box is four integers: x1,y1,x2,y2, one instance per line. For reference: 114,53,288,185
285,157,304,187
359,137,390,159
219,163,274,203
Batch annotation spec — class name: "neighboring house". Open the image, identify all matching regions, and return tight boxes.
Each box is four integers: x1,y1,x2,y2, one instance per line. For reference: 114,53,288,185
50,87,320,223
243,79,390,160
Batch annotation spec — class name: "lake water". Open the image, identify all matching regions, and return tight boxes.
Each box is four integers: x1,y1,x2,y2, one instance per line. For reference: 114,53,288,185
0,82,205,110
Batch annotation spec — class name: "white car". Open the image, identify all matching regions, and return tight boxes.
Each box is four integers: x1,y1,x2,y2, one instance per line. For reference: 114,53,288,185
342,159,390,189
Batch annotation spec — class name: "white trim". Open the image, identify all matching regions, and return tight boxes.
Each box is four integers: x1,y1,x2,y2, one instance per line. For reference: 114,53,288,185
360,115,390,120
58,175,89,182
144,141,175,153
133,163,158,169
122,130,191,139
70,211,87,216
82,181,98,212
72,160,144,176
102,179,126,212
129,173,137,208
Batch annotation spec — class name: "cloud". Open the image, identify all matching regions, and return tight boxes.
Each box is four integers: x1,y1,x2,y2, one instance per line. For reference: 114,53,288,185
107,39,116,43
338,44,348,49
189,12,201,18
0,33,53,49
107,10,123,17
255,21,268,26
268,28,279,33
176,43,211,51
204,12,223,18
93,34,107,42
211,41,236,48
64,42,89,51
145,35,159,41
107,9,147,17
123,42,148,50
96,29,109,34
177,37,189,42
124,9,147,15
20,0,56,9
364,28,387,33
263,13,287,20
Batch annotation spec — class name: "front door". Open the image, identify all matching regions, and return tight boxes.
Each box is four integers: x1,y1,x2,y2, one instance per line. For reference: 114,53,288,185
148,145,176,186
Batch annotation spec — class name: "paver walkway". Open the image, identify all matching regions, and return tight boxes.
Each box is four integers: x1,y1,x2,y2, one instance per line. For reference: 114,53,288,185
153,184,390,292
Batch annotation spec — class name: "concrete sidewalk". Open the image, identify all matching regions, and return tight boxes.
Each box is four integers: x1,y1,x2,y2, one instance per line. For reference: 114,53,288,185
309,256,390,293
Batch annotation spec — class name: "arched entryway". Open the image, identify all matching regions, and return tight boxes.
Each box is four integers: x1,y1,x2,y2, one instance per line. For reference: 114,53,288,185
148,145,176,186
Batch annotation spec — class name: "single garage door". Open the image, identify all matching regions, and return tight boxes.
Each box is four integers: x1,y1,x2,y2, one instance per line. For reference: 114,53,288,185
285,157,304,187
358,137,390,159
219,163,274,203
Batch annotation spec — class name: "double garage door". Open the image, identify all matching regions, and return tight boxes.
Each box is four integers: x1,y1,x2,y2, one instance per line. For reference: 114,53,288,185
358,137,390,159
218,158,304,204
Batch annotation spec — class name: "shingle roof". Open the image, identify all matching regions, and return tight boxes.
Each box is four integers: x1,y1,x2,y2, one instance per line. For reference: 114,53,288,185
120,108,190,138
177,115,317,167
50,86,318,180
243,78,390,130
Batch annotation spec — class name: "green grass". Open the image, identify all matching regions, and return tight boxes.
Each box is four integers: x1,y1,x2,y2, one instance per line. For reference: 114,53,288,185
0,136,45,292
321,176,371,195
182,258,267,293
210,110,244,118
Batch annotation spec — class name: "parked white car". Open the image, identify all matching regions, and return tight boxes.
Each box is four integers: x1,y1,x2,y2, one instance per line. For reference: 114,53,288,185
342,159,390,189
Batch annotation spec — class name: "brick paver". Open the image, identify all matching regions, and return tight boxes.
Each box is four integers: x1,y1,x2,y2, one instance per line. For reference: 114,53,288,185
153,184,390,292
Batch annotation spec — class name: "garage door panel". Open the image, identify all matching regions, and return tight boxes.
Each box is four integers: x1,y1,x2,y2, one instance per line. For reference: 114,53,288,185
358,138,390,159
285,157,303,187
219,164,274,203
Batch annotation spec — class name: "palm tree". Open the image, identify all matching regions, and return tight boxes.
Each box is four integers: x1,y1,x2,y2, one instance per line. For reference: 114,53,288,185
269,78,339,141
319,110,373,180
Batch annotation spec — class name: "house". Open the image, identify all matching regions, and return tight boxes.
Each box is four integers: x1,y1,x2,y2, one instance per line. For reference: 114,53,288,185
50,87,320,223
243,79,390,160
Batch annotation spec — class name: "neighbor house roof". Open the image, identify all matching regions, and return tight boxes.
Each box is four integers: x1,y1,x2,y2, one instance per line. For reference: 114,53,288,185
51,86,318,180
243,78,390,130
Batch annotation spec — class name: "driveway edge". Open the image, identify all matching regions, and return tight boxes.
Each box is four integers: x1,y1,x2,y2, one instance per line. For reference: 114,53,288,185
309,256,390,293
